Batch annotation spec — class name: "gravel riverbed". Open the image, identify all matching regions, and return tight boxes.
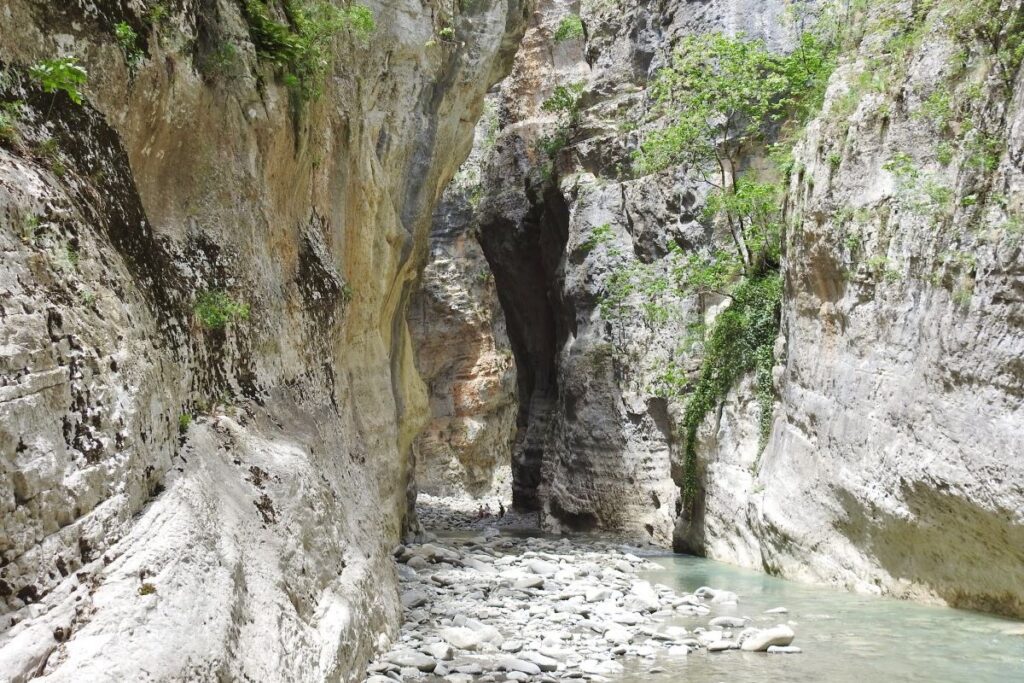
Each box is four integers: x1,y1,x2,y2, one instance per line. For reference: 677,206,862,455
364,514,800,682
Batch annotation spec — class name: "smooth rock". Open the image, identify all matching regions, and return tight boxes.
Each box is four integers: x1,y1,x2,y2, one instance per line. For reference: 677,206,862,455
741,625,796,652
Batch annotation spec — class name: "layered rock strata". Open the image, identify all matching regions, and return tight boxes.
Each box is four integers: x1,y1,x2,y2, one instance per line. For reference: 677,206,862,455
0,0,527,679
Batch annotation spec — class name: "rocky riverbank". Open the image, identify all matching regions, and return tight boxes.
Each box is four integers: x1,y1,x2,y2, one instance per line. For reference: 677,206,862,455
364,530,800,682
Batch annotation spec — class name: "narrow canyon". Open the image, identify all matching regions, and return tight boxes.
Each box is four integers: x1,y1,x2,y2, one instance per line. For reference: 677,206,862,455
1,0,1022,682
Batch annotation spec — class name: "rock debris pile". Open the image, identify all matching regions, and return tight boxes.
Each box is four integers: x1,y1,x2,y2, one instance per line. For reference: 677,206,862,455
365,532,799,682
415,493,536,532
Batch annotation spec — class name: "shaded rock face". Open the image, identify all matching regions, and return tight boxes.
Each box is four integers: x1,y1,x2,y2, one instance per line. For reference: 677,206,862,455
409,115,517,498
0,0,527,679
470,0,798,543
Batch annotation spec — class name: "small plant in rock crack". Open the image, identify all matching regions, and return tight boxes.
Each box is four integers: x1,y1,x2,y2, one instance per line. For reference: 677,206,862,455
115,21,144,66
193,290,250,329
0,100,24,144
554,14,584,42
541,82,586,126
178,413,192,434
30,57,88,106
146,2,170,25
138,583,157,596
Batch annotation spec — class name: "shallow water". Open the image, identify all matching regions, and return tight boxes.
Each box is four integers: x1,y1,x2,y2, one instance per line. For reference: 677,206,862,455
630,554,1024,683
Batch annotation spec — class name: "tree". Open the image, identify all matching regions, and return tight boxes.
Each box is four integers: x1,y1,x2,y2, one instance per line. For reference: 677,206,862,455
635,31,835,274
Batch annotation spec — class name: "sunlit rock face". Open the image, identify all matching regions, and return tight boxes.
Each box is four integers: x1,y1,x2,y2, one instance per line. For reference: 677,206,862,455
0,0,527,679
461,0,1024,618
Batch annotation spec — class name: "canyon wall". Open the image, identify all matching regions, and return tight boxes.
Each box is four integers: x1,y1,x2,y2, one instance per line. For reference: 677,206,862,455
690,0,1024,617
465,0,800,544
0,0,526,680
408,110,517,498
431,0,1024,617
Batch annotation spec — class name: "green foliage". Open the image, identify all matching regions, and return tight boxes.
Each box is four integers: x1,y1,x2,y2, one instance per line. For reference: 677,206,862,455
578,223,614,255
541,81,585,125
0,100,23,143
703,179,782,269
29,57,88,105
138,583,157,596
205,43,244,79
438,26,455,41
178,413,192,433
147,2,170,25
676,275,782,509
538,130,569,159
65,243,80,266
635,29,837,274
554,14,584,42
965,132,1002,172
115,21,144,65
241,0,376,101
944,0,1024,87
194,290,250,329
637,30,837,177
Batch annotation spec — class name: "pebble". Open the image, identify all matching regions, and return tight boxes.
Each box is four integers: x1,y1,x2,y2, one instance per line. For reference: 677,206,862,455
768,645,803,654
363,497,802,682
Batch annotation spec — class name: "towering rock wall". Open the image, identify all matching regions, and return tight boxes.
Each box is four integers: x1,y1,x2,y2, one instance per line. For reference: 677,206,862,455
447,0,1024,617
468,0,800,543
0,0,527,680
692,0,1024,617
408,108,517,498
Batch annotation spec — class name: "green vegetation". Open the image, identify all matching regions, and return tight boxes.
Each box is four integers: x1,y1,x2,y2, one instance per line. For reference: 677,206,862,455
0,100,22,143
115,21,144,65
205,43,244,79
536,81,586,168
240,0,375,100
554,15,585,42
29,57,88,105
621,21,842,511
635,29,836,272
579,223,614,255
339,282,353,304
138,583,157,596
194,290,250,329
679,275,781,504
178,413,192,433
541,82,585,125
147,2,170,25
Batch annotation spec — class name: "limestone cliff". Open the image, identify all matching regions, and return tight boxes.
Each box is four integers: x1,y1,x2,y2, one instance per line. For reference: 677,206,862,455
690,0,1024,617
448,0,1024,617
0,0,527,680
466,0,801,544
408,108,517,498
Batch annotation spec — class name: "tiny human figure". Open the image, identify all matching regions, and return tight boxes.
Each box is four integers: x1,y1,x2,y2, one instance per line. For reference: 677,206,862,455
499,502,506,518
483,504,492,518
476,505,484,519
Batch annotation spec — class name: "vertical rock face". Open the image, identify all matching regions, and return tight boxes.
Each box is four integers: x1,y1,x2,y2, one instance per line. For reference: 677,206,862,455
470,0,796,542
0,0,526,679
457,0,1024,618
408,112,517,498
692,2,1024,617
